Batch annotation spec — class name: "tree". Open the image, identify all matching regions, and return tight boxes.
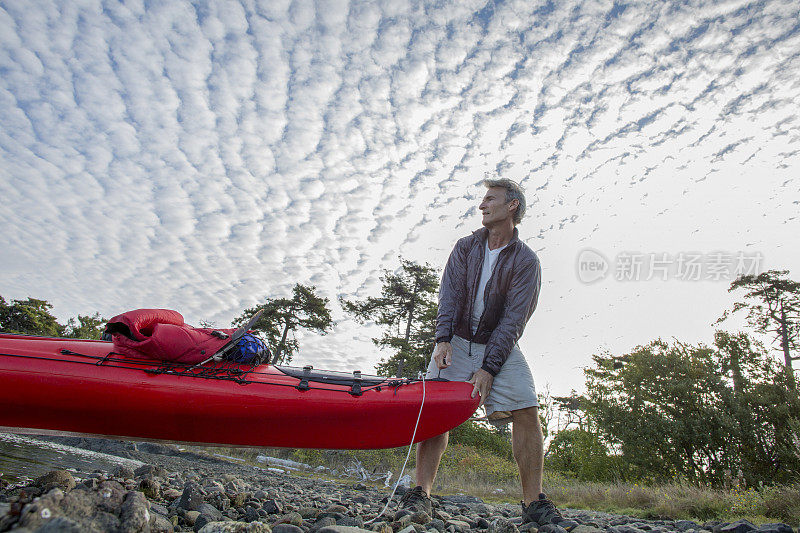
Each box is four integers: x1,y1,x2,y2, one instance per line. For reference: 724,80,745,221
717,270,800,386
545,428,622,482
584,335,800,487
64,313,107,339
715,330,800,485
341,259,439,378
584,340,737,485
232,284,333,365
448,420,513,459
552,391,591,432
0,296,63,336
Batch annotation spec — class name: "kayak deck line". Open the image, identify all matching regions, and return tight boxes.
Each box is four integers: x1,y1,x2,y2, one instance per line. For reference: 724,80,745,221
0,348,424,396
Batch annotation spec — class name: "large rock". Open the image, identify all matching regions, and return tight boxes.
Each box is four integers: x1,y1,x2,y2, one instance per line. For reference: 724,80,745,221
114,465,137,480
17,485,139,532
135,464,169,479
163,488,182,501
35,516,83,532
137,442,176,455
719,521,757,533
150,512,176,533
60,487,97,517
489,517,520,533
538,524,569,533
440,495,484,505
558,520,580,531
97,480,127,514
244,506,260,523
337,515,365,528
90,510,124,531
572,526,604,533
18,492,64,530
35,470,76,492
198,522,272,533
208,492,231,512
263,499,283,514
179,482,206,511
312,517,338,531
198,503,224,520
119,490,152,533
317,526,374,533
223,477,248,494
139,478,162,500
195,513,218,532
446,519,472,532
276,511,304,526
273,525,305,533
428,519,446,532
298,506,320,519
473,504,493,516
755,525,794,533
410,511,432,525
231,493,248,508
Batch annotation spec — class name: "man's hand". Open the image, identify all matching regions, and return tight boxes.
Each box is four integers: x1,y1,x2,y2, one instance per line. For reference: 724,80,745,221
433,342,452,369
468,369,494,406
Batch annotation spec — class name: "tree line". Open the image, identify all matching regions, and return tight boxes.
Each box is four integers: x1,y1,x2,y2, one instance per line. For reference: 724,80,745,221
0,296,107,339
3,267,798,489
0,258,440,376
548,270,800,487
230,258,438,373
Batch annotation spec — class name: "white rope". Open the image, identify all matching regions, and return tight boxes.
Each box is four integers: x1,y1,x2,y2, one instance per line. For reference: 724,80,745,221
366,372,426,524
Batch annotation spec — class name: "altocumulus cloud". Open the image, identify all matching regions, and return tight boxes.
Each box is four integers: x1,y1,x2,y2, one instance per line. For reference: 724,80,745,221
0,0,798,388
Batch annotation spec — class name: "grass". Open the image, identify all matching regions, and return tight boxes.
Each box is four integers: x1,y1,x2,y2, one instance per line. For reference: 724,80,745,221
192,445,800,524
536,474,800,524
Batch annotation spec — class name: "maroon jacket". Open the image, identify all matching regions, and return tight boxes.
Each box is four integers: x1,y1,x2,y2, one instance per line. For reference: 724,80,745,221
435,227,541,376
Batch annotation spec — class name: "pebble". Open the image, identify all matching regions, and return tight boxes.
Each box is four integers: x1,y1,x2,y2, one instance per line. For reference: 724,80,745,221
274,525,306,533
0,440,796,533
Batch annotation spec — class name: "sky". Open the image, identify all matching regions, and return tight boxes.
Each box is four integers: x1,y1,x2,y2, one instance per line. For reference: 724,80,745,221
1,0,798,398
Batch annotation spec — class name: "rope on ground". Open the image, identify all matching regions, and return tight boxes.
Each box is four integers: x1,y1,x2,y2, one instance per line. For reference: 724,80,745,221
366,371,426,525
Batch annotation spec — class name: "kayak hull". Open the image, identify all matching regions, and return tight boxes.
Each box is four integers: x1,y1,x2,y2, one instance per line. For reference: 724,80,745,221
0,334,479,449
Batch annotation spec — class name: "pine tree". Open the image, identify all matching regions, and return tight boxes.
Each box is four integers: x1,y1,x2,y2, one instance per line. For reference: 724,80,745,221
233,284,333,364
341,259,439,378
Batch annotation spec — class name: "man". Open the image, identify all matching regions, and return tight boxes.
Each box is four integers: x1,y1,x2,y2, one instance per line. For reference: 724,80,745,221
399,178,563,525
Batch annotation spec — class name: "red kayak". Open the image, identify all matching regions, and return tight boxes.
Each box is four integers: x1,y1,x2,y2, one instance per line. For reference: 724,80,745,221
0,333,478,449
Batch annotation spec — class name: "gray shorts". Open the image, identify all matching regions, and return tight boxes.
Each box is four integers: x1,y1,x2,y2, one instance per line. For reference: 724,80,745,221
425,335,538,416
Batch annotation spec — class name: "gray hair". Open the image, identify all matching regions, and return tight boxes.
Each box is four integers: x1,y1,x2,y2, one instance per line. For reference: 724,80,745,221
483,178,526,224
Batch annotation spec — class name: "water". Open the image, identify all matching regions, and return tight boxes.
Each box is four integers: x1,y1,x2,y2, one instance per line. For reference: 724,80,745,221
0,432,143,484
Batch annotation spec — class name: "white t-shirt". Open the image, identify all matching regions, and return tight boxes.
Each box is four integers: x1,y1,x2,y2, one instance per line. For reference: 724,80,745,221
471,241,507,333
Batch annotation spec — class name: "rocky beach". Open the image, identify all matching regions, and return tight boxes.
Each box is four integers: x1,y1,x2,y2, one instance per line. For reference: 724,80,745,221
0,438,795,533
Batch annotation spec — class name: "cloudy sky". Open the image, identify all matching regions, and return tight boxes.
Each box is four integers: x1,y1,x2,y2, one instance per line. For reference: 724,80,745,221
1,0,798,398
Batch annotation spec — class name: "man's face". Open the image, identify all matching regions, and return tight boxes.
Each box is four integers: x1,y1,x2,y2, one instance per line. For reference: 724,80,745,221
479,186,517,227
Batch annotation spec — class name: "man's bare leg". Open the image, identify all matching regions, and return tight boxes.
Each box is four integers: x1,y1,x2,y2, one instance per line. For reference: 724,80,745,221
511,406,544,506
415,432,449,495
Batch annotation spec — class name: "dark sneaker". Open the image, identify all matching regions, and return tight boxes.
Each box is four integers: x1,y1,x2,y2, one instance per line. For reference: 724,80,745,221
522,493,563,525
399,485,433,515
